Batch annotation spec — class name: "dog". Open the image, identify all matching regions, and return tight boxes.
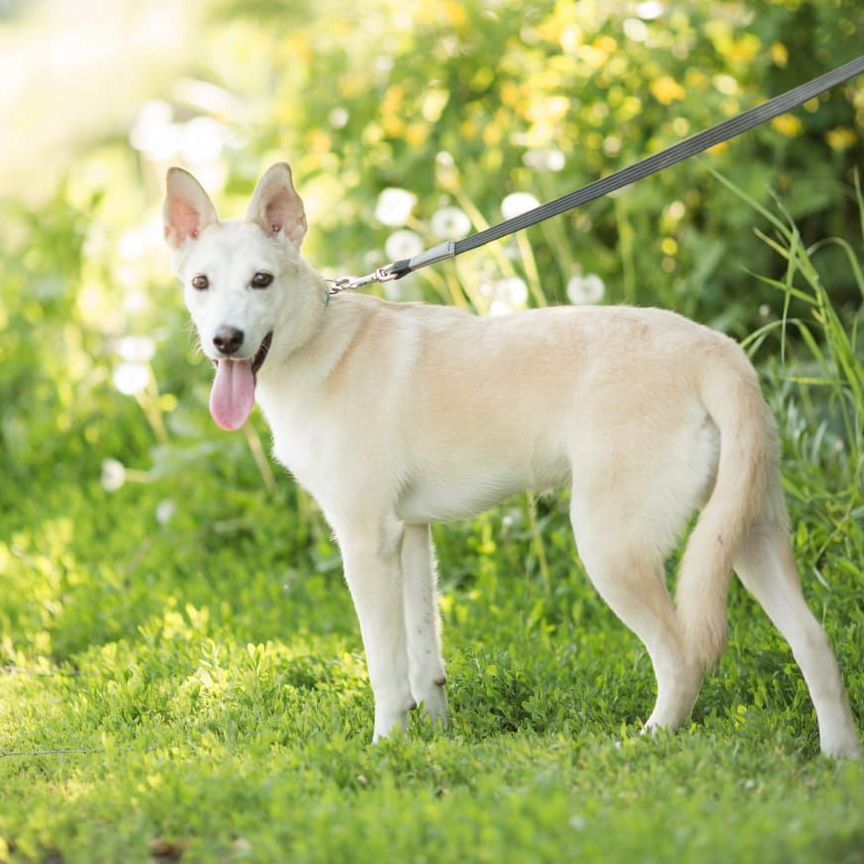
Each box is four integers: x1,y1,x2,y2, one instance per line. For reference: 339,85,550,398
163,162,861,757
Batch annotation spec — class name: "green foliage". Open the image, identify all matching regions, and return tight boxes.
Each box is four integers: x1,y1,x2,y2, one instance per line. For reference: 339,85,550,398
1,1,864,861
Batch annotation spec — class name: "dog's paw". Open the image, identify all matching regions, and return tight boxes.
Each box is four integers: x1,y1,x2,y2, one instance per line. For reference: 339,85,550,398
820,736,862,760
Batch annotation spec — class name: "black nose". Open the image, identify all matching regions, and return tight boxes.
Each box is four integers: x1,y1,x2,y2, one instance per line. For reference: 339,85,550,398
213,326,244,355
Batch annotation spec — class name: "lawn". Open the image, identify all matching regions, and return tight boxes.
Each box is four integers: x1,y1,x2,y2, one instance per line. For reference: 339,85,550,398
1,450,863,863
2,1,864,861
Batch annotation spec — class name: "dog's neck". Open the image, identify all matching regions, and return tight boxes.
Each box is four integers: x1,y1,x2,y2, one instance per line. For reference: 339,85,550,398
255,260,370,404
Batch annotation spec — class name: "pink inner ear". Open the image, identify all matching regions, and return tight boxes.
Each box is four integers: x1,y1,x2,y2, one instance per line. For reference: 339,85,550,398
263,189,306,245
168,197,203,245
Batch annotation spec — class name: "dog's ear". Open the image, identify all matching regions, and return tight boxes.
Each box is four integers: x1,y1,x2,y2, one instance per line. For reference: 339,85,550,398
246,162,307,247
163,168,219,250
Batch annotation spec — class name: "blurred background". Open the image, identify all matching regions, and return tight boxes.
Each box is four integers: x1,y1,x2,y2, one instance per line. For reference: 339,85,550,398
1,0,863,656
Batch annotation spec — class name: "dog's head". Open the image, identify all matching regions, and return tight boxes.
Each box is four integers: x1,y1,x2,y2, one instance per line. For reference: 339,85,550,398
163,163,319,431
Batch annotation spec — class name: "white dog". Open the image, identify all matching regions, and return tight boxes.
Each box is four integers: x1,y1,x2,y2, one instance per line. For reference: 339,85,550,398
163,162,860,757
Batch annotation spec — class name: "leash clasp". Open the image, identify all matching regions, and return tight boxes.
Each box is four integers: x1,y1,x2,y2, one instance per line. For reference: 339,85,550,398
326,265,403,295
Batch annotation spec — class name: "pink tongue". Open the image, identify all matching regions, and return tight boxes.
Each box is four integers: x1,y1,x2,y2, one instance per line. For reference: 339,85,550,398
210,359,256,430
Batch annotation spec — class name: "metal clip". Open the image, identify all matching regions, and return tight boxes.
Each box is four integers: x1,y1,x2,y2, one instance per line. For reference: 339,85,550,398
326,266,402,295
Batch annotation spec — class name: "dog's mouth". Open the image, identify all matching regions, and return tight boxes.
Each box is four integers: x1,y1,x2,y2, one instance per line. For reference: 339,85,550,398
209,331,273,432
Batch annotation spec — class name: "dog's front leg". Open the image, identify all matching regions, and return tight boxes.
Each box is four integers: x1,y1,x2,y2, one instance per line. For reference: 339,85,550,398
337,517,414,742
401,524,448,724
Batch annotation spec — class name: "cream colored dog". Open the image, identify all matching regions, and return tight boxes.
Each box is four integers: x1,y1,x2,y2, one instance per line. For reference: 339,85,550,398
163,162,861,757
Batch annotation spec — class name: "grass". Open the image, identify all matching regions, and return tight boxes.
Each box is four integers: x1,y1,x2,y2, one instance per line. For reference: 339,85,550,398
1,186,864,862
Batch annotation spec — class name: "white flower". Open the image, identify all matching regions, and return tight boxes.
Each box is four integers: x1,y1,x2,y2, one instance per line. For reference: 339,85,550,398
482,277,529,315
116,336,156,363
118,222,161,261
129,100,181,162
360,250,382,272
375,188,417,227
375,55,395,79
623,17,648,42
113,362,149,396
383,276,421,303
430,207,471,241
636,1,663,20
495,277,529,308
566,273,605,305
156,500,177,525
665,200,686,222
179,116,226,165
328,107,349,129
385,229,424,261
436,151,455,169
101,459,126,492
123,291,150,315
501,192,541,220
523,148,565,172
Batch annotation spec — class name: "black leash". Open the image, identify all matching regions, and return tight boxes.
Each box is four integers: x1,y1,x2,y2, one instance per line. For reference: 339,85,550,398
327,54,864,294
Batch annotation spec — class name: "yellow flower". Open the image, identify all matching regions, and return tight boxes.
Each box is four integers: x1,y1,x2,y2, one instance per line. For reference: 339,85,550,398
729,34,761,64
559,23,583,54
826,127,857,151
685,69,708,91
444,0,467,28
771,42,789,68
651,76,686,105
594,35,618,54
661,237,679,256
500,82,521,108
382,115,405,138
405,122,429,148
308,130,331,155
579,44,608,69
460,118,479,142
771,115,804,137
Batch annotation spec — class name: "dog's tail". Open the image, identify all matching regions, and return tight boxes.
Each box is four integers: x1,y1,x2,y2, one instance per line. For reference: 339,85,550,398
675,343,775,671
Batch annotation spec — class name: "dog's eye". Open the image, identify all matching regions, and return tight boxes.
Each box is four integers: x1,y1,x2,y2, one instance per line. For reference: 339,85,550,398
192,274,209,291
251,272,274,289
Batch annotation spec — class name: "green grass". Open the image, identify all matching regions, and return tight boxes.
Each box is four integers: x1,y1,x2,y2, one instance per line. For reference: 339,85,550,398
2,182,864,862
1,485,863,864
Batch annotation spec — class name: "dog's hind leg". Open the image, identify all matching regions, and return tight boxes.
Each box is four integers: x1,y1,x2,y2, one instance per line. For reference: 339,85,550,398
401,523,448,724
734,516,861,758
336,513,415,742
570,503,702,732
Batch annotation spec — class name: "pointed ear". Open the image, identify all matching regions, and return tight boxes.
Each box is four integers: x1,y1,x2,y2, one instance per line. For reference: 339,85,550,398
246,162,307,246
163,168,219,250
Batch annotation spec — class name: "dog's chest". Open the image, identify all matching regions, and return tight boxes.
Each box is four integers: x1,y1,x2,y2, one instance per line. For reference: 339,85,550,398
254,382,347,502
261,402,323,487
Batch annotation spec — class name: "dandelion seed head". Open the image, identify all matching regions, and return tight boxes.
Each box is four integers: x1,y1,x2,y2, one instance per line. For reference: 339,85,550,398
113,362,149,396
101,459,126,492
156,499,177,525
636,1,663,20
385,229,424,261
430,206,471,241
566,273,605,305
501,192,541,220
116,336,156,363
328,107,349,129
375,188,417,227
523,148,565,172
482,277,529,315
